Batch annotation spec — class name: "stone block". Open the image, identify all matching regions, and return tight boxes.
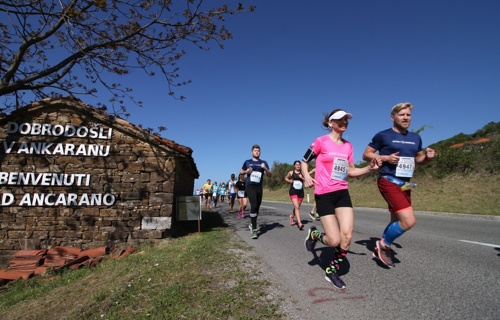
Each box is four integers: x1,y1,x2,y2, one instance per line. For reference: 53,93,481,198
131,230,165,239
141,216,171,230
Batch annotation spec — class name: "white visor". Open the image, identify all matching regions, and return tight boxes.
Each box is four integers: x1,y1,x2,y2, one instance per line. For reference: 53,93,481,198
329,110,353,120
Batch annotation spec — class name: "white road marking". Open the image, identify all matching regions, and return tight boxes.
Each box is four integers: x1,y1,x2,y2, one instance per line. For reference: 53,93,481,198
459,240,500,248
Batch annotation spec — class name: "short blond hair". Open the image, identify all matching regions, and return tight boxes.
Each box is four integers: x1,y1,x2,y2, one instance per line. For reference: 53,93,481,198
391,102,414,115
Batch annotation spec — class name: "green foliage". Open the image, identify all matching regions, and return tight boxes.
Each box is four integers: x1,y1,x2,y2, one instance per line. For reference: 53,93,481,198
425,148,478,178
481,139,500,173
425,121,500,177
429,132,469,149
267,122,500,184
264,161,293,190
413,125,432,134
471,121,500,139
428,121,500,150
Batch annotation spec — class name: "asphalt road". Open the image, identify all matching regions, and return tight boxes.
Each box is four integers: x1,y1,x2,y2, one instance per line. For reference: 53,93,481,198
212,200,500,320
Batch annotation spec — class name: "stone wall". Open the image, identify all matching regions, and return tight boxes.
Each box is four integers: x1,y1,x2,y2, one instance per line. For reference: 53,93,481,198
0,98,198,265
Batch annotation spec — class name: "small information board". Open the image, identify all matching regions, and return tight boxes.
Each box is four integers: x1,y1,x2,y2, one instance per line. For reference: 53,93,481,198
177,196,201,221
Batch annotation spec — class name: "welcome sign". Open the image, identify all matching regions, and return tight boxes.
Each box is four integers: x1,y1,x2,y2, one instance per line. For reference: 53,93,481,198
1,121,115,207
0,97,198,264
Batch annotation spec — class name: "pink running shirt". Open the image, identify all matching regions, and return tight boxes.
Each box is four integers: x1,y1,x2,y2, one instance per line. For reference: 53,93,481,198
309,134,354,195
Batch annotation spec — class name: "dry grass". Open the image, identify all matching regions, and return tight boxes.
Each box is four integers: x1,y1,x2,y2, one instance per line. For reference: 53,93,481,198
0,226,285,320
265,173,500,215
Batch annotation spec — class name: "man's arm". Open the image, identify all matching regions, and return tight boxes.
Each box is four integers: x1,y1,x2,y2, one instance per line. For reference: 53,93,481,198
265,166,272,177
415,147,436,164
363,145,401,165
362,145,378,161
239,161,249,175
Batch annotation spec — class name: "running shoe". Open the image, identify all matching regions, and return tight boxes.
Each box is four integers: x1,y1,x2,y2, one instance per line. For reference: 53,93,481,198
241,211,245,218
249,224,258,239
374,240,395,267
237,213,241,219
290,214,296,226
325,271,346,289
251,229,258,239
309,211,320,221
305,226,317,252
309,212,316,220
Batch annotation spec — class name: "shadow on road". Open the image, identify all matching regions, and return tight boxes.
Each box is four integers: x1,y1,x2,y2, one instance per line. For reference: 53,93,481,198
355,237,403,268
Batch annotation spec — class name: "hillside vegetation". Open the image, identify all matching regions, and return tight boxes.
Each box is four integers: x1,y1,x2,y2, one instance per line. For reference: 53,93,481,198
264,122,500,215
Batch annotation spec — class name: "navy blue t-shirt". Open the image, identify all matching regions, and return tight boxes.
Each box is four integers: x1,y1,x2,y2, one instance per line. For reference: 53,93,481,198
242,159,269,187
367,128,422,178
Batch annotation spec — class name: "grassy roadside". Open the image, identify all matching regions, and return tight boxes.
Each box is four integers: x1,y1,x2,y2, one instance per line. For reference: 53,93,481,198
1,174,497,319
265,173,500,215
0,215,285,320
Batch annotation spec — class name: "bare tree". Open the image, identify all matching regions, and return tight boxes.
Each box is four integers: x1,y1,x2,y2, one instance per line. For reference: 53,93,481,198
0,0,255,116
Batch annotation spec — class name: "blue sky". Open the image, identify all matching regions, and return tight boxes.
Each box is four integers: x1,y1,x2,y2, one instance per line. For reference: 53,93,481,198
13,1,500,191
122,0,500,191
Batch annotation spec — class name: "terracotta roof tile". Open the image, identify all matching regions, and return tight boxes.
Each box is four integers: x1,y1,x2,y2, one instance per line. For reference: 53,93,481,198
0,245,135,285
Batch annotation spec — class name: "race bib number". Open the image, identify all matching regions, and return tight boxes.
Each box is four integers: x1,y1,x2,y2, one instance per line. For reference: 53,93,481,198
293,181,303,190
331,157,348,181
250,171,262,183
396,157,415,177
237,190,245,197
